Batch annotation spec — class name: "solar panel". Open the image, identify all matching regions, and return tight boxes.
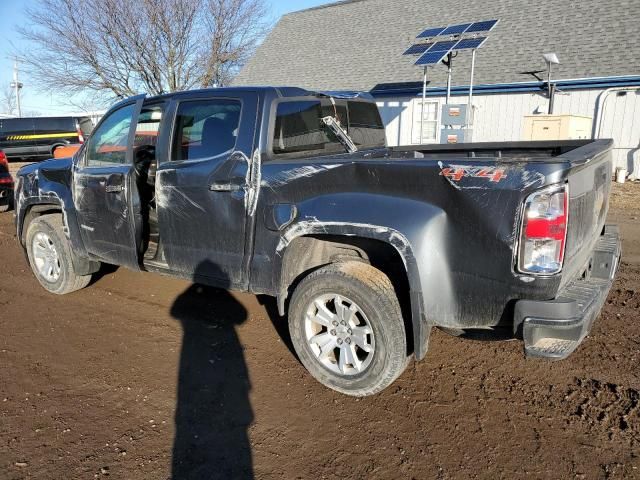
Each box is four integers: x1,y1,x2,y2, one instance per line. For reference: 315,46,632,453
415,50,450,65
408,19,498,66
453,36,487,50
440,23,472,36
403,43,434,55
417,27,446,38
428,40,459,52
466,19,499,33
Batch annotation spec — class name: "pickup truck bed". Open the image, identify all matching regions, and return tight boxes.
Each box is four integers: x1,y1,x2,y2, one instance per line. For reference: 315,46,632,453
13,87,621,395
392,140,621,356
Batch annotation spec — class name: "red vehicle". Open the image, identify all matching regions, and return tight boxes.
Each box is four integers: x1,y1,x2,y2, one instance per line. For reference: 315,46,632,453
0,150,13,212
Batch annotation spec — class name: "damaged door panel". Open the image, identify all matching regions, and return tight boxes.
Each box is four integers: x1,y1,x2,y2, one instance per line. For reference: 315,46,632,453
72,97,144,270
155,92,259,288
14,87,621,396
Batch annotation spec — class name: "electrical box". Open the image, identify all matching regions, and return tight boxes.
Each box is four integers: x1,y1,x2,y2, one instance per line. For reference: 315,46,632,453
441,104,467,126
440,128,471,144
522,115,593,141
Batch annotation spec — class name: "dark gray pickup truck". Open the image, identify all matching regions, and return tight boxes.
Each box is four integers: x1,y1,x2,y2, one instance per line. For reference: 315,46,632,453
14,87,621,396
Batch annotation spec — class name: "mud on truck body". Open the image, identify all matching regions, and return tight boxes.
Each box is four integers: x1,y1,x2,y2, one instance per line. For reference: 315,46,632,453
14,87,621,396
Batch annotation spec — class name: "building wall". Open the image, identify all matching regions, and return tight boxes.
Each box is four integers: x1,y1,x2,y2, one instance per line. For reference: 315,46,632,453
376,87,640,173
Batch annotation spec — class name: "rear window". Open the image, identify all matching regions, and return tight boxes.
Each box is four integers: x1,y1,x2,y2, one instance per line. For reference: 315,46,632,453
346,101,386,147
0,118,34,134
272,98,385,158
32,117,75,133
273,101,328,155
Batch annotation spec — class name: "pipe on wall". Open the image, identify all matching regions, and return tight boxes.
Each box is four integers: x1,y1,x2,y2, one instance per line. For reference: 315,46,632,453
593,87,640,139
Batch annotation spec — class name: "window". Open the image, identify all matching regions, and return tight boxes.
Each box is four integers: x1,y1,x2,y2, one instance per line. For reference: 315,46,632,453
171,99,241,162
412,100,439,144
0,118,34,135
272,99,386,158
134,105,164,150
273,101,328,155
78,117,94,136
32,117,75,134
346,101,386,148
133,104,164,167
86,104,135,167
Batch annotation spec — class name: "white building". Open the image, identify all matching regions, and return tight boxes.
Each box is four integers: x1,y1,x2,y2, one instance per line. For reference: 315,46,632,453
234,0,640,175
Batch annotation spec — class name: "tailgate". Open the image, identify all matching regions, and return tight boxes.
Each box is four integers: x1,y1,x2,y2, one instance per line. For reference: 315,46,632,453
559,140,614,287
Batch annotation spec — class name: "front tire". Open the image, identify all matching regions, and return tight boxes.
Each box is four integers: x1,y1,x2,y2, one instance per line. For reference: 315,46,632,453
288,262,408,396
26,214,92,295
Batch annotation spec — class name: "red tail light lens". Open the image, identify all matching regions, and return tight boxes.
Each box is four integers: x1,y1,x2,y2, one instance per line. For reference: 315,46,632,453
518,184,568,275
0,150,7,168
75,121,85,143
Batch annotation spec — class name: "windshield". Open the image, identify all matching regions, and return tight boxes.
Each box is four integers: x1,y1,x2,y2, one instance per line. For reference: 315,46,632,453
272,98,385,158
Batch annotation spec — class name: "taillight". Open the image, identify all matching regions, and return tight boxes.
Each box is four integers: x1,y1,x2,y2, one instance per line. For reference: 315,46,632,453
518,184,568,275
0,150,8,169
76,122,85,143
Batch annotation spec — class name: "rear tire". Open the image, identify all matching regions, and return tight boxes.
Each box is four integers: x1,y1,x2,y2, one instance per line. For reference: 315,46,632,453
288,262,408,396
25,214,92,295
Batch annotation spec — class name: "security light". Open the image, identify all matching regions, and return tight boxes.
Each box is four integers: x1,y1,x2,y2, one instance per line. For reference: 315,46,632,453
542,53,560,65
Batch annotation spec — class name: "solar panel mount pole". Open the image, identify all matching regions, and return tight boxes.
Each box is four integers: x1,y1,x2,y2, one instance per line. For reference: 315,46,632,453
467,48,477,131
547,63,554,114
420,66,428,144
445,52,453,105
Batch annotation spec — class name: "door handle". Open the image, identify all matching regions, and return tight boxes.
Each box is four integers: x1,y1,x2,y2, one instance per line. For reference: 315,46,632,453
209,182,243,192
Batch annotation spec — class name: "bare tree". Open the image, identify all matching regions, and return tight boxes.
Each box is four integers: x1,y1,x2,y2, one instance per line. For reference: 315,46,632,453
17,0,270,100
0,83,17,115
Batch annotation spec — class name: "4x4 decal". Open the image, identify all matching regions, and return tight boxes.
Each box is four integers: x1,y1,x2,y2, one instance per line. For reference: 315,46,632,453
440,165,507,183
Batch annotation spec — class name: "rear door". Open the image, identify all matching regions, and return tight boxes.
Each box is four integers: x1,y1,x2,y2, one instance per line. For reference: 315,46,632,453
155,91,259,287
72,97,145,269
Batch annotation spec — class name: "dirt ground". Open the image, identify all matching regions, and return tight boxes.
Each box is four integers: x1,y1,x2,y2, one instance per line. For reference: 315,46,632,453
1,163,639,479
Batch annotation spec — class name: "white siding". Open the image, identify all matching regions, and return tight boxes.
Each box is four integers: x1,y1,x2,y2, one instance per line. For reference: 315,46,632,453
377,87,640,173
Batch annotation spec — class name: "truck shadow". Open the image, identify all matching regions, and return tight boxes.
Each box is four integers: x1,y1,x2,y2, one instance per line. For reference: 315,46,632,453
170,260,254,480
256,295,297,358
88,263,120,286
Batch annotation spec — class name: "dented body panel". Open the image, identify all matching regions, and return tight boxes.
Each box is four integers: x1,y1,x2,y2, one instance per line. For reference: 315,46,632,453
14,87,618,362
251,140,614,354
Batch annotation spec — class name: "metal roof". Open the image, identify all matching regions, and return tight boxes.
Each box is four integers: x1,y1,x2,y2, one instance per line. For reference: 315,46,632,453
233,0,640,93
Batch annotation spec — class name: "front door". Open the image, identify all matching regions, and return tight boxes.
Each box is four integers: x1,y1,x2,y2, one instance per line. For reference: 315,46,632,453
156,92,259,288
73,98,144,270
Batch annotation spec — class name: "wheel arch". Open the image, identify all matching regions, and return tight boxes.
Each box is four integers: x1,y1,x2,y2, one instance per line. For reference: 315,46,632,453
276,223,430,359
20,203,99,276
20,202,65,246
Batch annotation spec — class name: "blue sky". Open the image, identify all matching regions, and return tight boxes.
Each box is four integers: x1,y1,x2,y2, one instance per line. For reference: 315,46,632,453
0,0,331,115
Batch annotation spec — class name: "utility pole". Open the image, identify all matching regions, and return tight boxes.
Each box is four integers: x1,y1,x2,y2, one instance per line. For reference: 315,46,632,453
10,59,23,117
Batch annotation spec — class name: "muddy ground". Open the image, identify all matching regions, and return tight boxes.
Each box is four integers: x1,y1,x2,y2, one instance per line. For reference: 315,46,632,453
1,163,639,479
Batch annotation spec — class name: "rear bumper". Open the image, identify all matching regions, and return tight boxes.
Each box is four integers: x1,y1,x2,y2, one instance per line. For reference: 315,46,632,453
3,145,55,159
513,225,621,360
